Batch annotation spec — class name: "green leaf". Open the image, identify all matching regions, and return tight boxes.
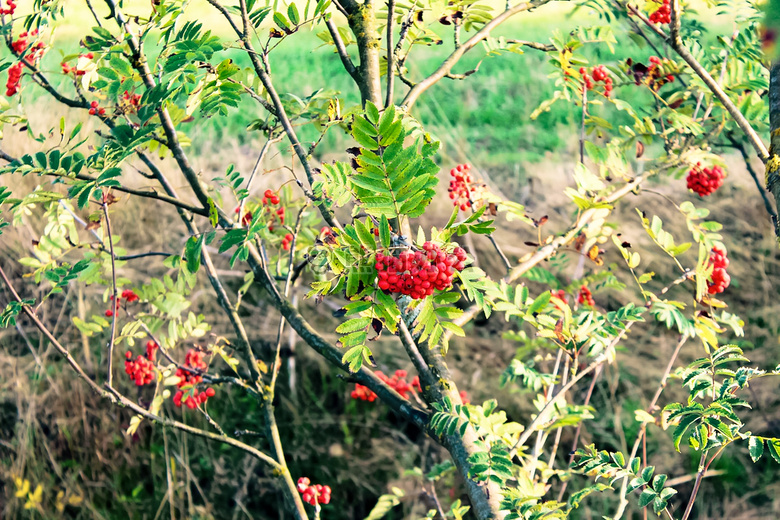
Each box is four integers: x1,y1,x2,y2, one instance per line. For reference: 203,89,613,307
379,215,391,248
749,436,764,463
341,344,372,372
528,291,552,314
336,317,371,334
287,3,300,24
767,439,780,464
184,234,204,274
365,101,380,124
637,489,655,508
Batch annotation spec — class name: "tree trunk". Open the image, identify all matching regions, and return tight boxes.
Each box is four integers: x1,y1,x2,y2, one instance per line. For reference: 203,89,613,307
767,62,780,238
348,1,383,106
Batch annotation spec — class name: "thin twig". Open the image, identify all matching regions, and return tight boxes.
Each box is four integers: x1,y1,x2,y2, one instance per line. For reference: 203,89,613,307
270,202,308,393
102,200,119,388
614,335,688,519
385,0,396,107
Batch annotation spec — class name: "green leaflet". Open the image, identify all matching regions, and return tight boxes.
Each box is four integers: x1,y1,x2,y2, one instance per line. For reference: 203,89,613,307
348,102,439,220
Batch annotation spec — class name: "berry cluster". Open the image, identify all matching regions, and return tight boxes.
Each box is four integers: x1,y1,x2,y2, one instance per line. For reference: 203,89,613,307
173,349,215,409
121,90,141,113
145,340,158,361
262,189,281,206
297,478,331,506
11,30,41,54
61,53,94,76
234,206,253,226
577,285,595,306
262,189,286,231
88,100,106,116
448,163,474,211
375,242,467,300
686,163,724,197
580,66,613,97
352,370,421,401
120,289,139,303
648,0,671,24
6,62,22,97
0,0,16,14
124,342,158,386
706,246,731,295
351,383,378,401
551,289,568,310
352,373,469,404
106,289,139,316
282,233,294,251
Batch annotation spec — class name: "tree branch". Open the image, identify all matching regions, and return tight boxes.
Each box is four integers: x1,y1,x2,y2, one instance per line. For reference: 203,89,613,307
325,16,360,83
400,0,554,110
667,0,769,162
444,175,645,342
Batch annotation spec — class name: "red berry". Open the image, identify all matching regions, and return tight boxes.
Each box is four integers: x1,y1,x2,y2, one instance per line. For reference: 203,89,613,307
105,309,113,317
686,164,724,197
577,285,595,306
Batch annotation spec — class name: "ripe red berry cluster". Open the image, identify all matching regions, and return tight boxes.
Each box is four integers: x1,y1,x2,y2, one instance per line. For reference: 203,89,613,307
648,0,671,24
375,242,467,300
0,0,16,14
448,163,474,211
352,370,422,401
262,189,280,206
124,342,158,386
6,62,22,97
106,289,139,316
122,90,141,112
577,285,595,306
351,383,378,401
11,30,41,54
297,478,331,506
686,163,724,197
173,349,215,409
234,206,253,226
88,100,106,116
282,233,293,251
262,189,286,231
580,66,613,97
551,289,568,310
121,289,139,303
145,340,158,361
61,53,94,76
706,246,730,295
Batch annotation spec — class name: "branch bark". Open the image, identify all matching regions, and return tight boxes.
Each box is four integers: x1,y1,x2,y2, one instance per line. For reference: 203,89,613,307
767,61,780,239
346,0,384,106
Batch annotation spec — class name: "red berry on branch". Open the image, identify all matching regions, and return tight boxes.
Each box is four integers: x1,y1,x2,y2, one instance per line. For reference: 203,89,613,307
706,246,731,295
577,285,595,306
125,351,155,386
686,164,724,197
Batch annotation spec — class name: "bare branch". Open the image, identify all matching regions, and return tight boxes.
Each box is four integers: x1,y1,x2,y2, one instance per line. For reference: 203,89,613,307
325,17,360,82
102,201,119,388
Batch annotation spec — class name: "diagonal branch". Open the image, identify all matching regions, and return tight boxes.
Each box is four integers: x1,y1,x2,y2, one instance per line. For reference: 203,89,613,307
444,175,645,342
325,16,360,82
400,0,554,110
666,0,769,162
